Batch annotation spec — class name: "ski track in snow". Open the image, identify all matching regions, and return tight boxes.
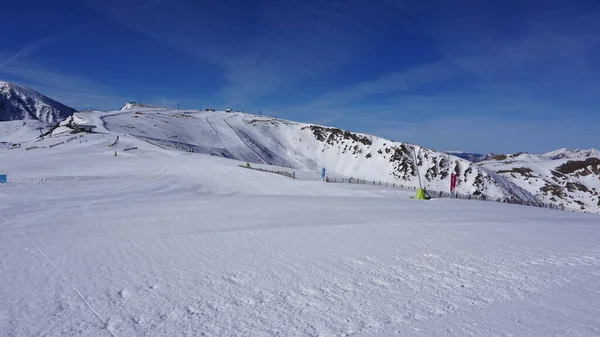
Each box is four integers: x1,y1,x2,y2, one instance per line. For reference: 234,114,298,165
1,109,600,336
222,114,266,164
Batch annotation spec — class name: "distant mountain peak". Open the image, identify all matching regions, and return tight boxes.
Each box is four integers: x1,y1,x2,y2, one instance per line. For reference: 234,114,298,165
541,148,600,160
0,81,76,123
120,102,162,111
446,151,496,163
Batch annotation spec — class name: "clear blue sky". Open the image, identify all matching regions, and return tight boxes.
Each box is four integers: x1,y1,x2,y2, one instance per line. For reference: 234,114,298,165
1,0,599,153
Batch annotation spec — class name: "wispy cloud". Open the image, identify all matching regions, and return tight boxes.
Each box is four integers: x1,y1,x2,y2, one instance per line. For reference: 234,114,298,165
1,22,100,68
280,4,600,126
0,21,125,110
0,56,128,109
81,0,412,106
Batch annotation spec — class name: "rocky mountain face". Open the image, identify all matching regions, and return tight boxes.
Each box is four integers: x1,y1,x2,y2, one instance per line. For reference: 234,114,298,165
101,109,540,206
480,153,600,213
3,80,596,213
289,124,539,204
0,81,76,123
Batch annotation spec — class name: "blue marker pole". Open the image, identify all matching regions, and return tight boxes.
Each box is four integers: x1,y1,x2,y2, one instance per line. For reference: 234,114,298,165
320,167,326,181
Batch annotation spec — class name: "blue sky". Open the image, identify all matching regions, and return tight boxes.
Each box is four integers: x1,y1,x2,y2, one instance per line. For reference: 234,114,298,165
1,0,599,153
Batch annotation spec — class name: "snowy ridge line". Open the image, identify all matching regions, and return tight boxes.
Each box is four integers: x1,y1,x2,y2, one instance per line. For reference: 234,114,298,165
327,177,563,209
0,213,117,337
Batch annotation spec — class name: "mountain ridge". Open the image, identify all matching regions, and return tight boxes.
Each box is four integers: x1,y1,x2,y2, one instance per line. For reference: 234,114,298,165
0,81,76,123
1,84,597,213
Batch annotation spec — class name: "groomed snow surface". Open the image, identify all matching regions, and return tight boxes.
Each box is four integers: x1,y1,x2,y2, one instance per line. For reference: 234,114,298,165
1,111,600,336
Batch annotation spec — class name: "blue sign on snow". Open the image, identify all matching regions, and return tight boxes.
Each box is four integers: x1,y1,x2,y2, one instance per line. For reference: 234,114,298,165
0,174,6,183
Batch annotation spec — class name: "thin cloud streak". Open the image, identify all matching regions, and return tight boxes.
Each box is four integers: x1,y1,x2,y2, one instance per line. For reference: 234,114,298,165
82,0,411,104
0,59,127,110
1,22,100,67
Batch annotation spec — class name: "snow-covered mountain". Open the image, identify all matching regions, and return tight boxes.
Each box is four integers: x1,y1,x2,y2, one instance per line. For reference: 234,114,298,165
541,148,600,160
480,152,600,213
0,81,76,123
3,113,599,336
3,81,595,212
446,151,496,163
73,107,537,205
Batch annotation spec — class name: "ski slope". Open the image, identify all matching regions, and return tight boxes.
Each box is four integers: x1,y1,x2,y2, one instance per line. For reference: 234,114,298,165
91,107,536,204
1,116,600,336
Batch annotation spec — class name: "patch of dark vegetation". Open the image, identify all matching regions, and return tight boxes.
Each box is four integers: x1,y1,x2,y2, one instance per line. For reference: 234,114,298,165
463,165,473,179
556,158,600,176
425,164,438,180
474,173,484,188
438,157,449,180
389,144,415,180
365,153,372,159
496,167,535,178
246,118,293,126
489,152,529,161
304,125,372,147
540,183,564,198
565,182,590,193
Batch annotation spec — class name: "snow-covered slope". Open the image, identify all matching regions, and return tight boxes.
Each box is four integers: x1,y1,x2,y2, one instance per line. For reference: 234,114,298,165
541,148,600,160
480,152,600,213
120,101,164,111
0,120,49,143
90,108,537,205
0,81,76,123
2,121,599,336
